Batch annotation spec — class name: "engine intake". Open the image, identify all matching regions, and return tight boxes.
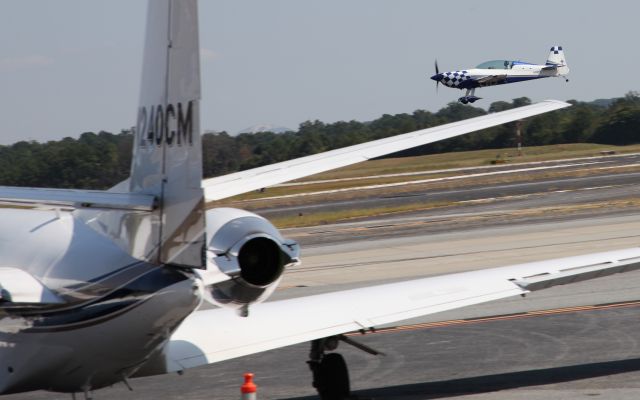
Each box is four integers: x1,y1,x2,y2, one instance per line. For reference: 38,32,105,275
238,236,286,287
201,208,299,314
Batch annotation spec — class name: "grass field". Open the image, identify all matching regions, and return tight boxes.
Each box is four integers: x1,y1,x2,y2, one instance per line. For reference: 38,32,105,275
289,143,640,181
270,197,640,229
213,143,640,203
208,143,640,227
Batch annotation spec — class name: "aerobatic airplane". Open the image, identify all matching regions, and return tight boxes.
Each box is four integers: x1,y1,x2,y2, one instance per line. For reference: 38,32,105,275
0,2,635,400
430,47,570,104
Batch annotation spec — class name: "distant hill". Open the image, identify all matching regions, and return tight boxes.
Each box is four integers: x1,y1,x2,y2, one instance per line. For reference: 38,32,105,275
587,97,618,108
238,124,292,134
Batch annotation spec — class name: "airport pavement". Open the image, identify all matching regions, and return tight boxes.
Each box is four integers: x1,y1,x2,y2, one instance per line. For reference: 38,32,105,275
9,303,640,400
7,211,640,400
7,157,640,400
281,212,640,290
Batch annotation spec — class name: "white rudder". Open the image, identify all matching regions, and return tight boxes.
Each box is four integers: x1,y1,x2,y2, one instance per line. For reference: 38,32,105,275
546,46,569,76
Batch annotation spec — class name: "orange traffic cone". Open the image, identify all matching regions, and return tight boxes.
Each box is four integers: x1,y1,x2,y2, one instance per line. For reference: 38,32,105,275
241,373,257,400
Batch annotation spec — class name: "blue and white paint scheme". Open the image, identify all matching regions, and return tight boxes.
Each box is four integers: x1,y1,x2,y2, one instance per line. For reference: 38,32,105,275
430,46,570,104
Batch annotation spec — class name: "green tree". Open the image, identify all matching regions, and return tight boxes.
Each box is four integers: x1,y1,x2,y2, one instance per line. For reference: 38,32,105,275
592,105,640,145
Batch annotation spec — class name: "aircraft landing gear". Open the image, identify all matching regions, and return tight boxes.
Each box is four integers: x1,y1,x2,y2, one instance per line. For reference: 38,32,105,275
308,337,350,400
458,88,481,104
458,96,481,104
307,335,383,400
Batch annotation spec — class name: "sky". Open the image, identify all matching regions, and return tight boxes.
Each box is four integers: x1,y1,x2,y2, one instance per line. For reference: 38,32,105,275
0,1,638,145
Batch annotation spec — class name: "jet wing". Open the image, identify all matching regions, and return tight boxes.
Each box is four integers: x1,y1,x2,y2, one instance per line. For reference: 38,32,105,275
476,74,508,85
150,247,640,373
202,100,569,201
0,186,156,211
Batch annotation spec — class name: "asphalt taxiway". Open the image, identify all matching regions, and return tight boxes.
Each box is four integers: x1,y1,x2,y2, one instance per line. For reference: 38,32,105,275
7,155,640,400
7,211,640,400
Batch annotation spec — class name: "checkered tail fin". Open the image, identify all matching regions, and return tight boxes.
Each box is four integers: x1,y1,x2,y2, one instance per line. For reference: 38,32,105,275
546,46,569,75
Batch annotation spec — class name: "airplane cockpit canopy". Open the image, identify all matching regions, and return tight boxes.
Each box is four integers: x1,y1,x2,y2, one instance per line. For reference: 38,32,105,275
476,60,514,69
476,60,534,70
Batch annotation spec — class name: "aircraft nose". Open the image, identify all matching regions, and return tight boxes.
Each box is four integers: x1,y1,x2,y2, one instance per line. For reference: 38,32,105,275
430,73,443,81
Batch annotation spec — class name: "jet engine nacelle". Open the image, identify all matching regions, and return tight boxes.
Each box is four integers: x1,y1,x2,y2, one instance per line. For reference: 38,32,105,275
202,208,299,314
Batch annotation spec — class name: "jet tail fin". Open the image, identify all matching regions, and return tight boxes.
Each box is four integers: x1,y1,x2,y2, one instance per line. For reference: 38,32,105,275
546,46,569,75
128,0,206,268
80,0,205,268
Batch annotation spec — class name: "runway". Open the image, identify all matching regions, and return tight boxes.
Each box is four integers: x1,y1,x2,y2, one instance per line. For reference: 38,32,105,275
7,155,640,400
249,152,640,219
280,213,640,291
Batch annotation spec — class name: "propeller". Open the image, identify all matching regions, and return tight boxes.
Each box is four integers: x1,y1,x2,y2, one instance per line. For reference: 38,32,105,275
433,59,440,92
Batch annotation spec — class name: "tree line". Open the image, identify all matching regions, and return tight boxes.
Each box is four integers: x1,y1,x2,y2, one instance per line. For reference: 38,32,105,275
1,92,639,190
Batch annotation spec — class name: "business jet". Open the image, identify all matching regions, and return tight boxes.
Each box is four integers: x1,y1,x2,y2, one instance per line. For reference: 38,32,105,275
0,2,632,400
430,47,570,104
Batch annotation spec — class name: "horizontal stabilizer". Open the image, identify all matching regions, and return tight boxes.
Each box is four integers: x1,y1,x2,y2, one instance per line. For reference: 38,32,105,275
0,186,156,211
202,100,570,201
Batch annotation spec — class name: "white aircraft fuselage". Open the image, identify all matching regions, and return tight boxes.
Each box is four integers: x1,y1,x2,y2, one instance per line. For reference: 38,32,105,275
430,47,570,104
0,208,201,393
438,64,557,89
